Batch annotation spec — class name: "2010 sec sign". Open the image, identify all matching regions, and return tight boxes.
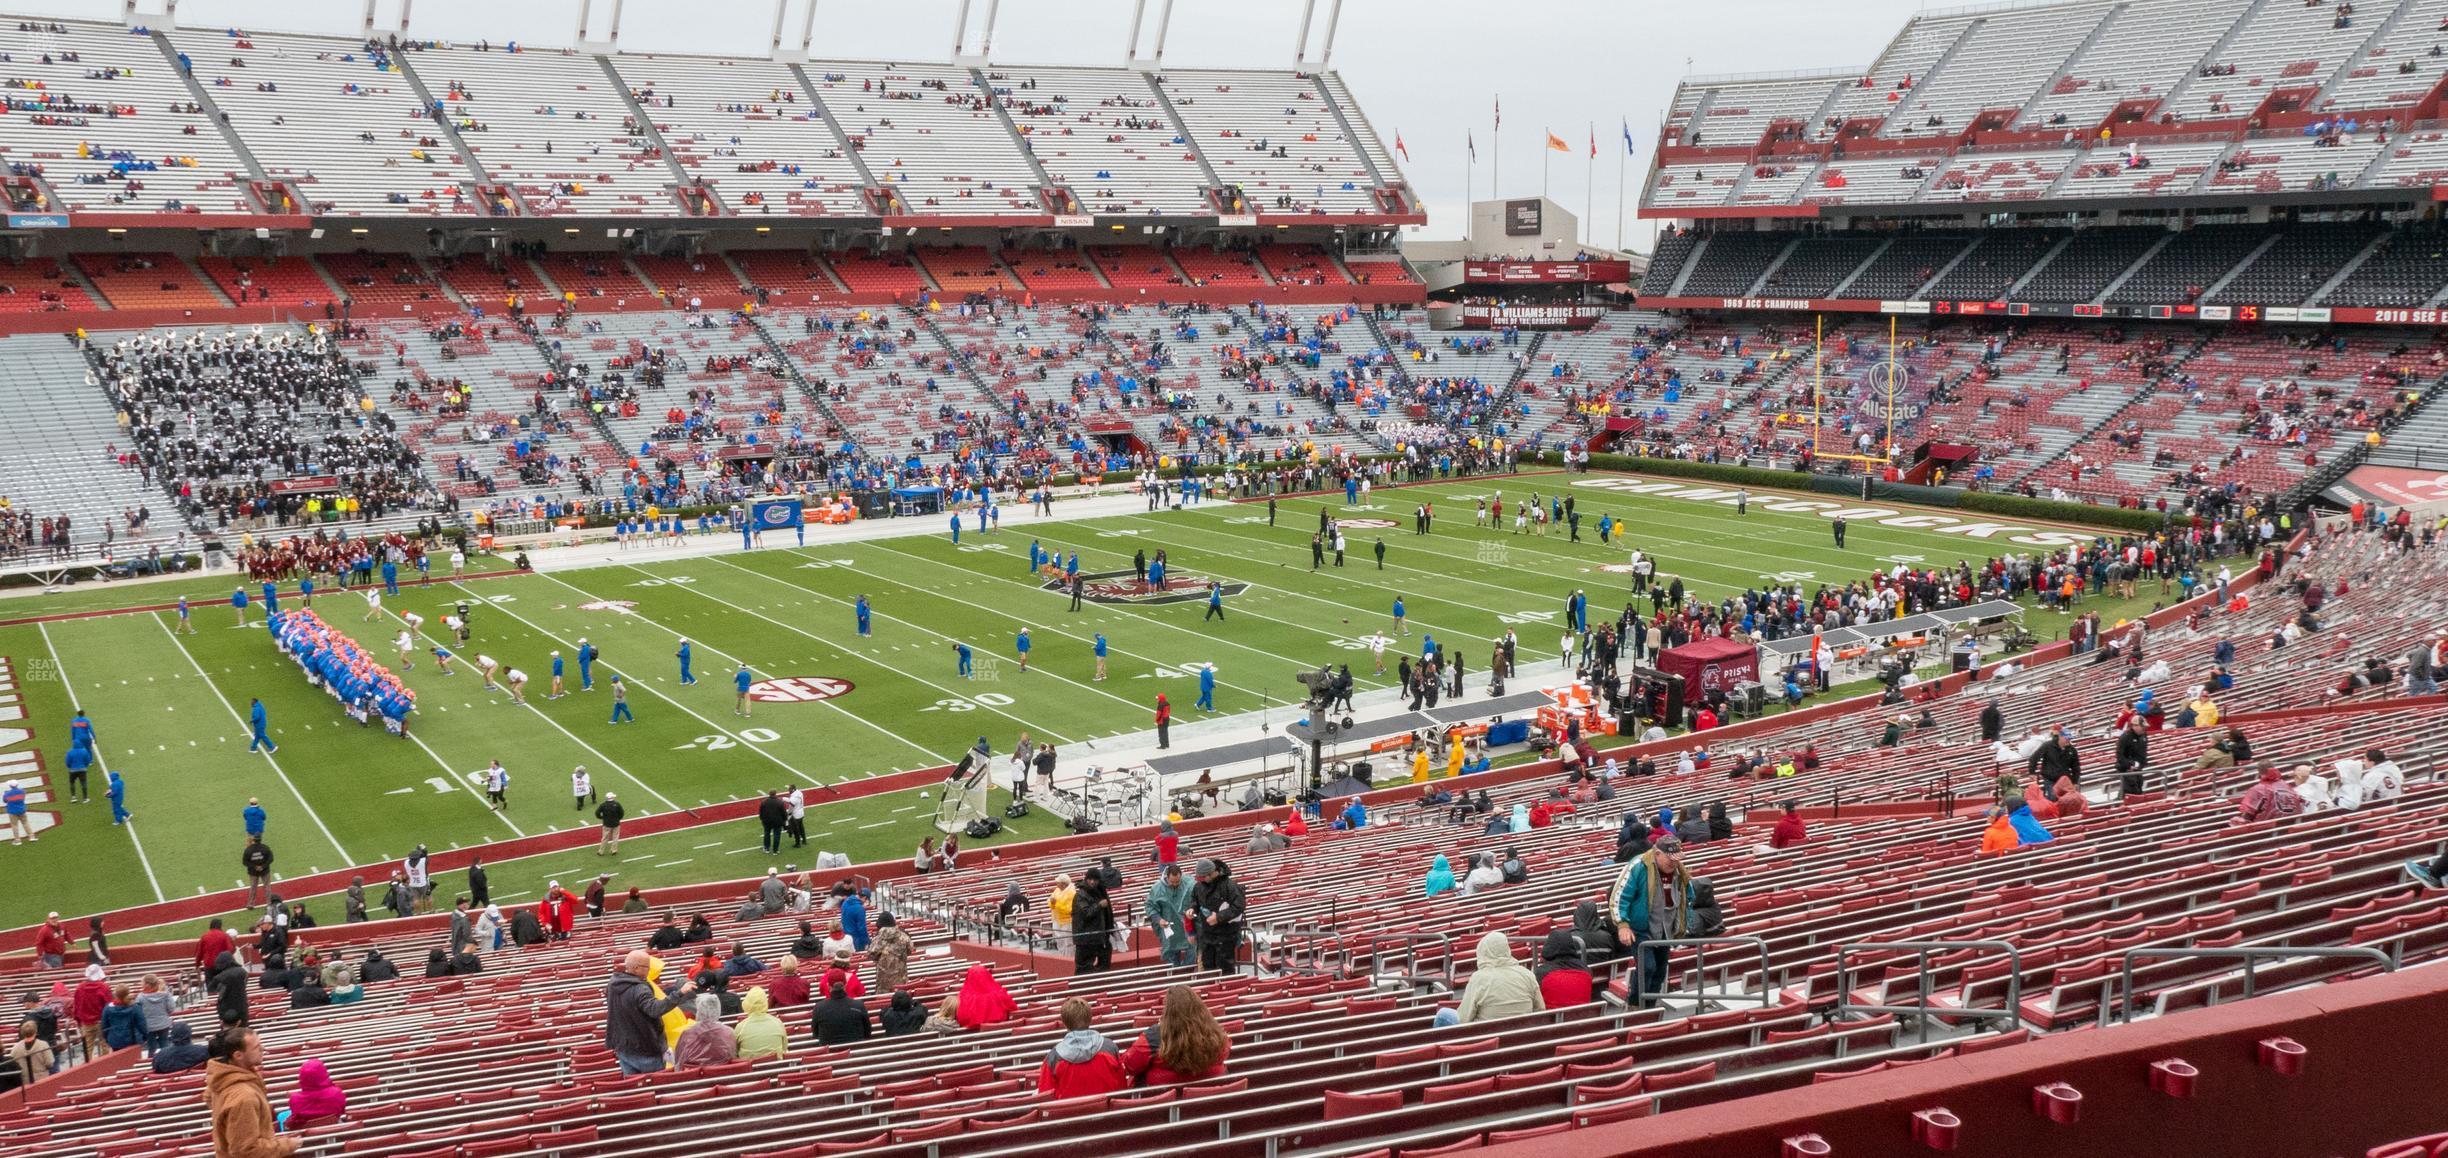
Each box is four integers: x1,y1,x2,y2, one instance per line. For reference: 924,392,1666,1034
745,677,856,704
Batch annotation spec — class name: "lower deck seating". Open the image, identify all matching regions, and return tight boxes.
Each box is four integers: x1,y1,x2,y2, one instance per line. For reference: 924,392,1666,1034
70,253,225,311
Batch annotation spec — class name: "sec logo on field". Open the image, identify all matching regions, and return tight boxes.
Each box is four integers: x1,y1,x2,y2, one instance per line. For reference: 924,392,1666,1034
1333,518,1399,530
745,677,856,704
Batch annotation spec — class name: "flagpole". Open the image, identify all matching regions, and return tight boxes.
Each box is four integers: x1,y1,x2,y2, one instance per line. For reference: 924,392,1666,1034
1616,124,1628,253
1812,314,1822,464
1584,121,1593,241
1542,132,1549,201
1492,94,1500,203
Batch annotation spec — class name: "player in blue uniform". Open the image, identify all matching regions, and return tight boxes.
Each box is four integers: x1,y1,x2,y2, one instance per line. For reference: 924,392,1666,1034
549,650,567,699
261,581,279,614
855,595,871,637
676,638,696,685
298,575,314,608
949,511,962,544
62,742,92,804
382,558,400,596
174,595,195,635
953,641,973,677
247,698,278,753
1392,595,1408,637
1197,664,1216,712
68,709,95,752
577,639,597,690
106,769,130,825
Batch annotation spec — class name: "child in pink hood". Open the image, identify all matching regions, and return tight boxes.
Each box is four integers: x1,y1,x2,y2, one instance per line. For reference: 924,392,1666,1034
286,1059,348,1124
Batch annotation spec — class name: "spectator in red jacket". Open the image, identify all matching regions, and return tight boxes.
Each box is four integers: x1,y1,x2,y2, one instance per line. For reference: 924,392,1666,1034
194,919,236,984
34,915,69,971
1768,802,1809,849
2051,777,2088,818
765,958,810,1008
538,883,578,941
1037,998,1128,1098
70,965,111,1059
820,952,865,1000
1152,821,1180,867
1121,985,1230,1086
954,964,1017,1029
1535,931,1596,1005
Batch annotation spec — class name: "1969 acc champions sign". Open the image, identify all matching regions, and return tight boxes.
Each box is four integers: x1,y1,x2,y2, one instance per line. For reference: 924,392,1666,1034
745,677,855,704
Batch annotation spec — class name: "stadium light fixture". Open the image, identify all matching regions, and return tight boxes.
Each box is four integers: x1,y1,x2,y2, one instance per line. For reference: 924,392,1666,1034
563,227,580,234
756,226,772,233
106,227,126,234
350,227,369,234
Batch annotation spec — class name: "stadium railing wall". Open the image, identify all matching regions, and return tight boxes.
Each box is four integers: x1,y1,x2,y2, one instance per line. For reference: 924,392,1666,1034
1475,960,2448,1158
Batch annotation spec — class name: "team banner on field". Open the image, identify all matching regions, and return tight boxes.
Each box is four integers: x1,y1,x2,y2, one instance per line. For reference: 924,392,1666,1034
752,499,805,529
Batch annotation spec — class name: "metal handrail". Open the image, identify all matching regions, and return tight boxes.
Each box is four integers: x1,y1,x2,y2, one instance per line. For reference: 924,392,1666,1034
2115,945,2394,1023
1834,939,2024,1044
1269,925,1352,977
1364,931,1457,988
1596,935,1774,1009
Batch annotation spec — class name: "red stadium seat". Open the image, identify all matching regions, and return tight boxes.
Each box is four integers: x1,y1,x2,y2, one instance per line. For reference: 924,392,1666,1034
1325,1090,1406,1120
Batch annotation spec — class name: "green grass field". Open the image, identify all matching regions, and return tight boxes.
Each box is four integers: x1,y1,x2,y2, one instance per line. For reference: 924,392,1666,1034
0,471,2162,931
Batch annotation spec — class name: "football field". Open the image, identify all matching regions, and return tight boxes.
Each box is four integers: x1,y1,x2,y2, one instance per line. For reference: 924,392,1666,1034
0,471,2147,930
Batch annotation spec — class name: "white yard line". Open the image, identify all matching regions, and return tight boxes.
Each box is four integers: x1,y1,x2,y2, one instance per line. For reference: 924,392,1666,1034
637,558,1082,745
704,552,1164,714
844,539,1338,696
510,573,937,767
379,604,685,815
147,612,356,865
36,623,165,904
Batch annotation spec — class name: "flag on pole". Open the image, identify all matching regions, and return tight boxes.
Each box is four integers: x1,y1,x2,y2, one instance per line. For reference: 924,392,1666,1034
1395,131,1409,162
1589,125,1596,158
1622,118,1637,156
1494,95,1501,129
1468,132,1476,161
1545,131,1569,152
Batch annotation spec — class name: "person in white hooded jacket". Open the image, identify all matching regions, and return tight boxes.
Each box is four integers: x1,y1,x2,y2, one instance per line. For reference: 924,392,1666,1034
1458,854,1506,896
1453,931,1544,1024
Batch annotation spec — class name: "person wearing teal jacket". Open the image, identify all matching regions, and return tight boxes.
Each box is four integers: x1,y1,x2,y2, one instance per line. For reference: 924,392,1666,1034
1608,837,1695,1002
1143,862,1196,967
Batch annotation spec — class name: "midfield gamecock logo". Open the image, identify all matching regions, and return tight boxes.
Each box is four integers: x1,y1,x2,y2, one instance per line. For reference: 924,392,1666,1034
1042,569,1251,606
745,677,856,704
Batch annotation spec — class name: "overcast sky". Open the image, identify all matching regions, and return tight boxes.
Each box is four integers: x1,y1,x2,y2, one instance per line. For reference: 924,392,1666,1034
41,0,1935,251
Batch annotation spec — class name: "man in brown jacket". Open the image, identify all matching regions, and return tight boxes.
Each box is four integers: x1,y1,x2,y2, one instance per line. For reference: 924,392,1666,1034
205,1026,298,1158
